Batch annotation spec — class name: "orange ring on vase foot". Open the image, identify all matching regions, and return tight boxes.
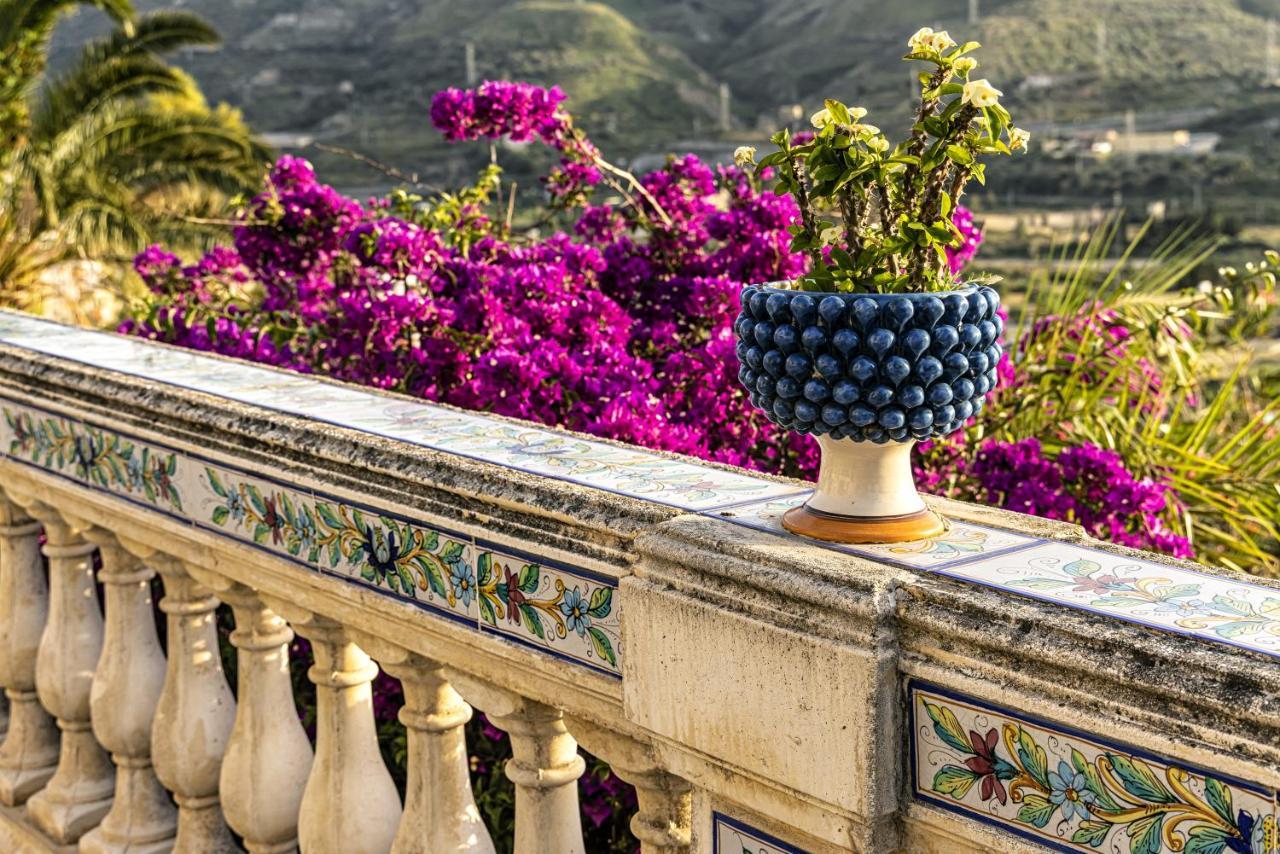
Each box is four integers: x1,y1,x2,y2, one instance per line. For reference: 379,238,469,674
781,504,947,545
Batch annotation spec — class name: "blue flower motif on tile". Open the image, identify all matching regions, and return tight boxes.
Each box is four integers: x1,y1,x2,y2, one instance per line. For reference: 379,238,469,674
911,681,1277,854
2,404,183,513
476,545,621,675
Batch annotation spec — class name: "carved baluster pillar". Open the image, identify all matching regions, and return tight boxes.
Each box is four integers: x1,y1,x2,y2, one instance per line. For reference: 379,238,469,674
0,501,58,804
566,717,692,854
26,515,114,842
80,534,177,854
455,677,585,854
364,646,493,854
286,613,401,854
147,555,238,852
217,583,312,853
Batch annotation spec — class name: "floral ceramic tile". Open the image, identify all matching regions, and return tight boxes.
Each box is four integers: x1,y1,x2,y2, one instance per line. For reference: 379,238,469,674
937,541,1280,658
711,492,1040,570
195,461,478,626
0,400,187,520
475,540,621,678
0,312,794,511
712,812,810,854
911,681,1277,854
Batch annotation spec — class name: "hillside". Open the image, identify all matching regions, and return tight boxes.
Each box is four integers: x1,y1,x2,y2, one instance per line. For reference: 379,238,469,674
47,0,1280,191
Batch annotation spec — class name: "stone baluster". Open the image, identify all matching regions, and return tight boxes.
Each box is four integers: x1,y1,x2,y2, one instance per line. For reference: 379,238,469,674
0,501,58,805
566,717,692,854
145,553,238,852
453,676,586,854
358,643,493,854
216,582,312,853
281,610,400,854
26,514,114,843
79,533,177,854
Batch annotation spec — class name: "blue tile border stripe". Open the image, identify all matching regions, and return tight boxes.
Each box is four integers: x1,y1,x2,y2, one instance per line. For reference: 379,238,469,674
712,811,811,854
908,679,1278,853
1,312,1279,663
0,394,622,678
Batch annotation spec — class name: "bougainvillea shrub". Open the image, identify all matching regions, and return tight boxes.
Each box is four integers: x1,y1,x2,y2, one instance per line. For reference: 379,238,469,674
125,81,1197,847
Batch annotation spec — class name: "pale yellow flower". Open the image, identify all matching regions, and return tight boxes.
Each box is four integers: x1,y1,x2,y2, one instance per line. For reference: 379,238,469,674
908,26,936,52
819,226,842,244
733,146,757,167
962,78,1002,108
1008,127,1031,150
925,30,956,52
866,136,890,153
810,108,834,129
954,57,977,75
850,106,869,120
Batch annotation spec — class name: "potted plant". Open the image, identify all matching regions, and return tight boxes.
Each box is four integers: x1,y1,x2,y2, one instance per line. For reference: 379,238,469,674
734,28,1028,544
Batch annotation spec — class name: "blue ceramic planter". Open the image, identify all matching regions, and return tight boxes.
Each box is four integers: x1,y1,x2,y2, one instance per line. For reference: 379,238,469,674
734,284,1003,444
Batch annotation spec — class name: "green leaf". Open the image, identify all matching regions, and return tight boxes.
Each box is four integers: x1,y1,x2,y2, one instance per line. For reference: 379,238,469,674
587,626,617,666
1127,813,1165,854
252,523,269,545
315,502,341,530
211,505,229,526
587,587,613,619
519,604,545,639
518,563,540,594
932,765,978,799
1071,820,1111,848
1015,726,1049,789
246,484,266,515
397,565,416,596
923,701,972,753
945,144,973,166
824,98,851,125
1184,826,1230,854
1015,793,1057,828
476,552,493,585
1064,558,1101,577
166,454,176,476
1072,749,1121,811
479,594,497,627
1107,755,1175,804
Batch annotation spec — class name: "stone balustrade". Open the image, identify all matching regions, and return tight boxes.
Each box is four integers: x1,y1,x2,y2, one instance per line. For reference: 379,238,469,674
0,309,1275,854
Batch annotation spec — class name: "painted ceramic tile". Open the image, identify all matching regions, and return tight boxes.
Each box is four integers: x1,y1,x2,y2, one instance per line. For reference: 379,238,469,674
0,312,794,511
937,541,1280,657
712,812,810,854
0,402,186,517
196,461,477,623
713,492,1039,570
911,681,1277,854
475,541,621,677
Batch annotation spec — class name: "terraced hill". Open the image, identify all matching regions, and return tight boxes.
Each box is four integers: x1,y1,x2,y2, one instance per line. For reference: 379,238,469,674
47,0,1280,189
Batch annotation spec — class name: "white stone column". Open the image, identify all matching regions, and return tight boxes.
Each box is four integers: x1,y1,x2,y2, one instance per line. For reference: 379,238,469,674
567,717,692,854
373,651,493,854
26,516,114,843
0,503,58,805
80,535,177,854
148,555,238,852
290,615,401,854
218,583,312,853
454,677,585,854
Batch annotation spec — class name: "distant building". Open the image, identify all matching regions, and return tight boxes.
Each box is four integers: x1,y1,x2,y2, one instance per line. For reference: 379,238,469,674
1089,129,1219,157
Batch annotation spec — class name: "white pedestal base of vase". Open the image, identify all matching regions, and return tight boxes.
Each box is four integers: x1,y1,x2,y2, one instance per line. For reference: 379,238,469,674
783,435,946,544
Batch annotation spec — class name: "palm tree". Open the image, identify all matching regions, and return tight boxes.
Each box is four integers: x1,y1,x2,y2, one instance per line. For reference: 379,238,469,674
1,0,269,309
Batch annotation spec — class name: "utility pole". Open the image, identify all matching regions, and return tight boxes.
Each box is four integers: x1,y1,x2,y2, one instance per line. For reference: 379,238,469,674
969,0,979,25
1267,19,1277,84
1096,20,1108,78
719,82,732,133
465,42,477,86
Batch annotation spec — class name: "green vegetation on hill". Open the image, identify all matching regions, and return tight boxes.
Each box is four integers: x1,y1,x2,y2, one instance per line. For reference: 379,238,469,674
46,0,1280,199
